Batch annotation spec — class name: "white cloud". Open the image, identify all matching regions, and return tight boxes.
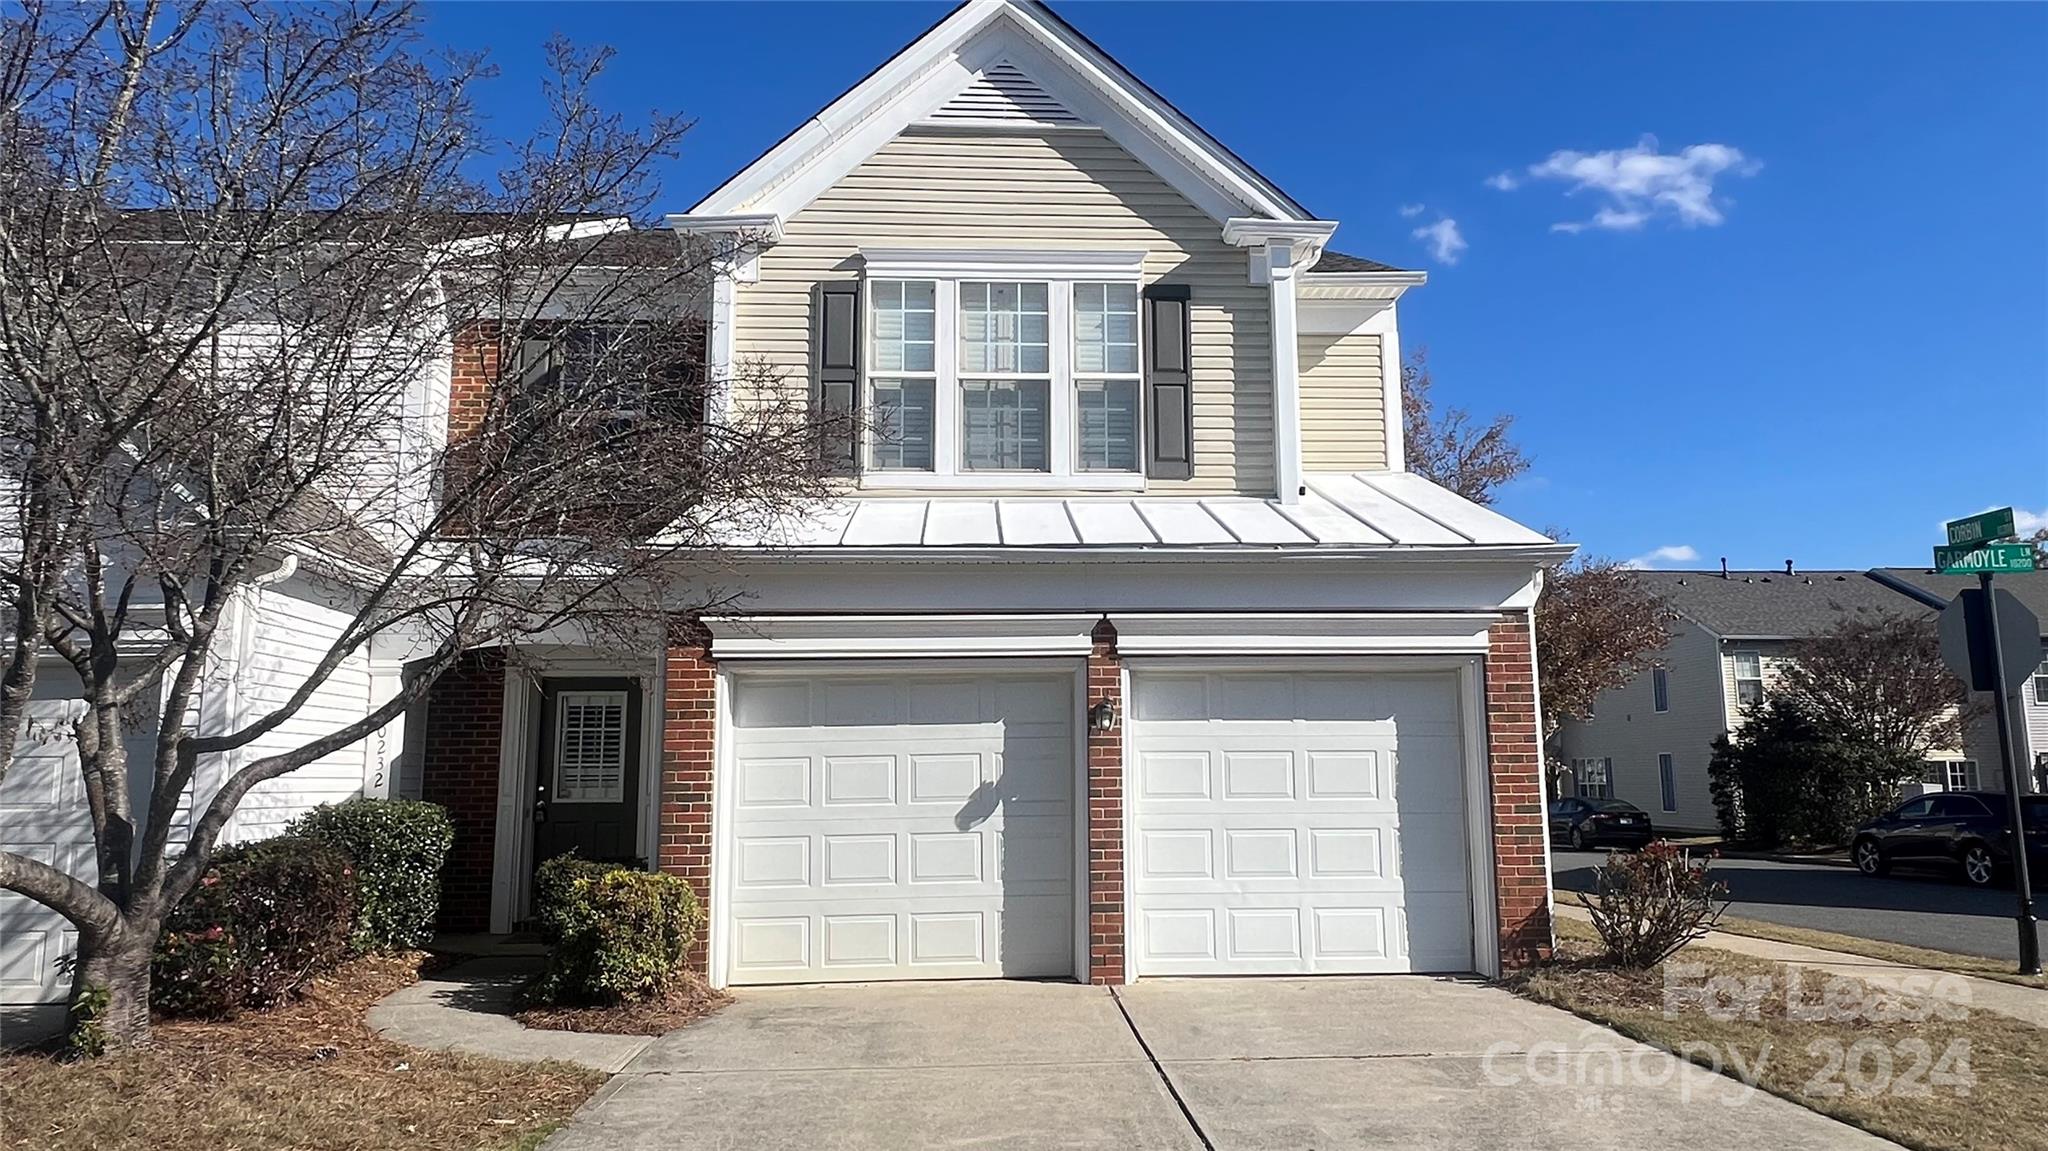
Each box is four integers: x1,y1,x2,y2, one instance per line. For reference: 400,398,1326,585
1412,217,1467,265
1485,171,1520,191
1623,544,1701,570
1398,202,1426,217
2014,507,2048,535
1521,135,1759,233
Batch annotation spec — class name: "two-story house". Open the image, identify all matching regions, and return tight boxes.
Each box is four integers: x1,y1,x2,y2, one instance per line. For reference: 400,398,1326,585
1556,566,2047,836
3,0,1567,1013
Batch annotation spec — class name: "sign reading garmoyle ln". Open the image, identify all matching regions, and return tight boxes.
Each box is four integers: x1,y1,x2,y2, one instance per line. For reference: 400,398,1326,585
1935,507,2034,575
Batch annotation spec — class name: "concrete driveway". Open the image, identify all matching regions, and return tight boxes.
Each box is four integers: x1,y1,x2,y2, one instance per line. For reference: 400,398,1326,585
544,977,1896,1151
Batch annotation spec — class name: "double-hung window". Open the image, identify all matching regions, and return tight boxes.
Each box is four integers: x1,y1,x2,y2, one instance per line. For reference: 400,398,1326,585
1732,651,1766,708
858,253,1147,487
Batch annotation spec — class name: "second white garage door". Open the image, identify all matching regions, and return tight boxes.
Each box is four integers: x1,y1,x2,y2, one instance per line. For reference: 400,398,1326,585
1128,670,1475,976
725,671,1074,984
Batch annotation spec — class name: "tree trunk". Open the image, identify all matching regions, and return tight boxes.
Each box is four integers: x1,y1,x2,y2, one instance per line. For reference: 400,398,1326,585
67,922,154,1051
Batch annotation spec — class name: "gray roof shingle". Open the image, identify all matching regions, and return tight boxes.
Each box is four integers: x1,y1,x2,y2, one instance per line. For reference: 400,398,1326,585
1307,249,1405,274
1871,567,2048,632
1634,569,1933,638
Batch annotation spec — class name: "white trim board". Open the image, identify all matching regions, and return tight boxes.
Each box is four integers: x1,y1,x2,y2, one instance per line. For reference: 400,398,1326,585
704,614,1101,659
1110,612,1496,656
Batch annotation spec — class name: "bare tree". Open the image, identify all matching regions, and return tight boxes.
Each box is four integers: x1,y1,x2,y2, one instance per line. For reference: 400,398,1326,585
1779,613,1972,758
0,1,831,1048
1399,348,1529,506
1536,557,1678,743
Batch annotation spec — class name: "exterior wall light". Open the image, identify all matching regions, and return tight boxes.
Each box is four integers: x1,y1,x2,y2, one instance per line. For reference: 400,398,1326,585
1089,698,1117,732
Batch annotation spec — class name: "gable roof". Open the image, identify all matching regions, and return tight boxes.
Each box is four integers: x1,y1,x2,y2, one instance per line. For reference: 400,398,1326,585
1633,569,1932,639
685,0,1316,227
1871,567,2048,630
1309,249,1407,274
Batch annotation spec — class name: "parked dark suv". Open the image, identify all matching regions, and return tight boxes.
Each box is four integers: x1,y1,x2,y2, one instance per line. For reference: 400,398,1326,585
1548,797,1655,850
1851,792,2048,888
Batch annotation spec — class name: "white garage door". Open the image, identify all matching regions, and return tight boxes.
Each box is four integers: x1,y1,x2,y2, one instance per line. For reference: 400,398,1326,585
725,671,1074,984
1129,670,1474,976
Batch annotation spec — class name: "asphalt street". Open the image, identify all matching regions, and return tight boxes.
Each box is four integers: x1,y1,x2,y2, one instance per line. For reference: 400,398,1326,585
1552,848,2048,965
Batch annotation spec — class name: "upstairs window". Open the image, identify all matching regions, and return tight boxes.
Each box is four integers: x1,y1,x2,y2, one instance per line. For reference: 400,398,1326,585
1732,651,1766,708
1652,667,1670,713
859,257,1146,488
2035,658,2048,705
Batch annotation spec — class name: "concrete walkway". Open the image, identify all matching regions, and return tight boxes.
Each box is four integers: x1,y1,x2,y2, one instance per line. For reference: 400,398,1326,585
1556,903,2048,1028
366,955,652,1074
541,977,1895,1150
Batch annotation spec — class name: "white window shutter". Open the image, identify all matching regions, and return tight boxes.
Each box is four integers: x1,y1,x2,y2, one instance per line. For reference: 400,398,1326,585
554,691,628,803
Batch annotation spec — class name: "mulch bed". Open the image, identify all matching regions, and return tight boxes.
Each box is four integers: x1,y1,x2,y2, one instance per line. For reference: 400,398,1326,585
515,973,730,1036
0,952,604,1151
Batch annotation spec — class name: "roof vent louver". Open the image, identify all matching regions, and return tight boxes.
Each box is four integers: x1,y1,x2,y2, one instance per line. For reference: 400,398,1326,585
926,61,1082,126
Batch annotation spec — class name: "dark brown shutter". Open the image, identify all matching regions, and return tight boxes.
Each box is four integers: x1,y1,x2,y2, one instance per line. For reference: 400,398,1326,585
1143,284,1193,479
813,281,860,470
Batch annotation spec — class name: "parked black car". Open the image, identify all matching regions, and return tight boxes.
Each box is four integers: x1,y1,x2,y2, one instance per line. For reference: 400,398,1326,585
1851,792,2048,888
1548,798,1655,850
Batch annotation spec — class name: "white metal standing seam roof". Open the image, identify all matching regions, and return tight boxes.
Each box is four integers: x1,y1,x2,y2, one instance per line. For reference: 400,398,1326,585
714,471,1558,552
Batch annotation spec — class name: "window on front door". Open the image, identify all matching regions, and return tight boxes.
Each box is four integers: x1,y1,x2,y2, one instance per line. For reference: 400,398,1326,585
864,275,1142,483
553,691,629,804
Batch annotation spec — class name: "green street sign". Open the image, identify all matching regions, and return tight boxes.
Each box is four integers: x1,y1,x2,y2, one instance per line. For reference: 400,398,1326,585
1933,542,2036,575
1945,507,2017,547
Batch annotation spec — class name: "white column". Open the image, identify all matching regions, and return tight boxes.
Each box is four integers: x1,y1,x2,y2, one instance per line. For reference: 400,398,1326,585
706,263,737,427
1266,240,1303,504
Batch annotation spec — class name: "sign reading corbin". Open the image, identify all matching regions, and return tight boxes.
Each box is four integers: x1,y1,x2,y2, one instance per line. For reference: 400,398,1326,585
1934,506,2042,976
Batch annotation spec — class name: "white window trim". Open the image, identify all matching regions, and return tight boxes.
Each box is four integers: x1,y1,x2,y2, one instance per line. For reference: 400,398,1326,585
857,250,1146,491
1732,649,1766,706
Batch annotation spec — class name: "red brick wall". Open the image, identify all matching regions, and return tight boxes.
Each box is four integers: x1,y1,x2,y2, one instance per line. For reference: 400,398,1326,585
659,622,717,974
448,321,499,445
420,650,506,933
1086,619,1126,985
1488,613,1553,968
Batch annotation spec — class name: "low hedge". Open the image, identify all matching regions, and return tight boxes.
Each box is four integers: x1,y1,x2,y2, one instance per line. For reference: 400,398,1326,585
528,855,703,1006
289,798,454,952
153,837,357,1017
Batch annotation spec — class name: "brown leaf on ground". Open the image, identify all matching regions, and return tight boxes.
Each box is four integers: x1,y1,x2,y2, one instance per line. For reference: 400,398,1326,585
515,973,730,1036
0,952,604,1151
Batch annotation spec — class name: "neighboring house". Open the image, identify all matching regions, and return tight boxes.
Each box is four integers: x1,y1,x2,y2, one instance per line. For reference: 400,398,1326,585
1870,567,2048,796
1556,566,2048,835
3,0,1569,1010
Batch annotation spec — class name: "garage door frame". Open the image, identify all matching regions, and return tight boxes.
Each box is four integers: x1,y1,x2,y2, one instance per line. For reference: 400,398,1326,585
709,657,1091,988
1119,655,1499,982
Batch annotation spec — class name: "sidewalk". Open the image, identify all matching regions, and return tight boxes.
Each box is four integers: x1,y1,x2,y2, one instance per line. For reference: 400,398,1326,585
366,955,652,1073
1555,903,2048,1028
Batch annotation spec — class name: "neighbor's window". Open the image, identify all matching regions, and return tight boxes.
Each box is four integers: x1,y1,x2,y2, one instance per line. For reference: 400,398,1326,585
1574,757,1612,800
862,274,1143,481
1658,753,1677,812
1946,759,1980,791
2035,658,2048,705
1732,651,1766,707
1652,667,1670,713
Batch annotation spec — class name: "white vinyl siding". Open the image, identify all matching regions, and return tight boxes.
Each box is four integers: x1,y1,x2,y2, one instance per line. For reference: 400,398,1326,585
737,129,1273,495
1556,619,1726,833
1295,331,1387,472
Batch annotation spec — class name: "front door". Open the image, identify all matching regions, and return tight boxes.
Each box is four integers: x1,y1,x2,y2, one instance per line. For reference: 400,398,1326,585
532,678,643,874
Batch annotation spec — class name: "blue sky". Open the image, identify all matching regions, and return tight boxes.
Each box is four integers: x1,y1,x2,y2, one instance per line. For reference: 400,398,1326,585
425,1,2048,570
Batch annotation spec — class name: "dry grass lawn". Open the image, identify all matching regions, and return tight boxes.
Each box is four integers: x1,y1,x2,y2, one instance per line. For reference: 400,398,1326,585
0,953,604,1151
1521,919,2048,1151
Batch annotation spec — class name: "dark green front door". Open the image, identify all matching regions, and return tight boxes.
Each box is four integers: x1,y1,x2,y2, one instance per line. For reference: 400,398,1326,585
532,678,643,872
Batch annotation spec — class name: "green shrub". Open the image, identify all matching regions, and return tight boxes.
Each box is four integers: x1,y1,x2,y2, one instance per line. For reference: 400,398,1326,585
289,798,454,952
1585,841,1728,968
152,837,357,1017
528,854,703,1005
1708,697,1924,847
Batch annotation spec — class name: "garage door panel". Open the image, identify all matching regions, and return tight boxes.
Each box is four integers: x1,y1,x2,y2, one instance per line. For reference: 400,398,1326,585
727,672,1074,985
1130,670,1474,977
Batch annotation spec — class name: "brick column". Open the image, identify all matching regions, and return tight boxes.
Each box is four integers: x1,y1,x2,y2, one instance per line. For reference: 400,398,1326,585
420,650,505,933
447,320,500,443
1086,619,1126,984
659,621,717,974
1487,613,1552,969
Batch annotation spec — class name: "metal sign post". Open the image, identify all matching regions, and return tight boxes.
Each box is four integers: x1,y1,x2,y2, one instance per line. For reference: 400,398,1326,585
1938,507,2042,975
